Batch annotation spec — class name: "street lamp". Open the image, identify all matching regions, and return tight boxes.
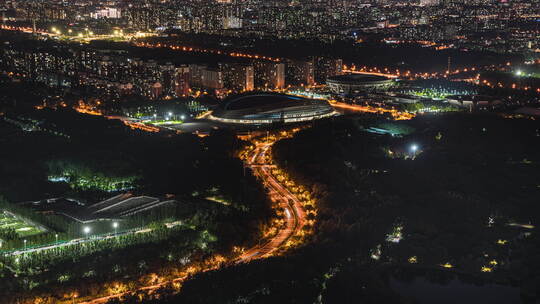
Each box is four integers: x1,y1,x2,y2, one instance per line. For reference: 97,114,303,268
55,234,58,244
71,292,78,304
83,226,91,239
113,222,119,235
180,115,185,120
410,144,418,153
23,239,27,251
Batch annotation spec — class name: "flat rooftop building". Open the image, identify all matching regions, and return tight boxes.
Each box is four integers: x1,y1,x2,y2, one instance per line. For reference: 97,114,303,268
24,193,177,223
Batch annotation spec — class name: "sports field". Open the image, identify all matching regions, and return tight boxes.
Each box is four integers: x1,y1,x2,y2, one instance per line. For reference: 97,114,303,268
0,212,44,238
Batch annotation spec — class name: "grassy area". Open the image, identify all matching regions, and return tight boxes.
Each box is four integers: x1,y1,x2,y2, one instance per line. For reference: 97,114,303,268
528,72,540,79
148,120,184,125
0,212,44,238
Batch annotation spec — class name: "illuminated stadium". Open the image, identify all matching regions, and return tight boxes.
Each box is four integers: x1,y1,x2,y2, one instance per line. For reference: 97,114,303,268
208,93,337,124
326,74,394,94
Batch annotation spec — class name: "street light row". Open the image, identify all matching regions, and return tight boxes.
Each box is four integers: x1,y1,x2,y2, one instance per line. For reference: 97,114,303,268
1,222,121,254
82,221,119,238
51,26,95,37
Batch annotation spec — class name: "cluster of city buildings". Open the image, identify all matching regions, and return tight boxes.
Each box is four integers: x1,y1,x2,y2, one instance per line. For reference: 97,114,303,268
0,40,343,99
1,0,538,54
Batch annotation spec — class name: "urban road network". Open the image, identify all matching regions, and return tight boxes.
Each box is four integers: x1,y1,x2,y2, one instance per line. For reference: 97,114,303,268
76,137,307,304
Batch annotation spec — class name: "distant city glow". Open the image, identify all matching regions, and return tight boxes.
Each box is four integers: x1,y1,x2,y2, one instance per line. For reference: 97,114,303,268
0,1,538,302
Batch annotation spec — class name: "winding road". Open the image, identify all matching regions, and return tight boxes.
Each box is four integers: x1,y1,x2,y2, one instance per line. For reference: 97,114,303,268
78,138,307,304
237,142,306,261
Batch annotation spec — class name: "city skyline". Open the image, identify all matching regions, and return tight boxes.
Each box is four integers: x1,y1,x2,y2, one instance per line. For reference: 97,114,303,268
0,0,539,303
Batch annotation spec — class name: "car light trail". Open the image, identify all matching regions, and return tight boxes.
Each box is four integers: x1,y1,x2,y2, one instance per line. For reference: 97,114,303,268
76,130,310,304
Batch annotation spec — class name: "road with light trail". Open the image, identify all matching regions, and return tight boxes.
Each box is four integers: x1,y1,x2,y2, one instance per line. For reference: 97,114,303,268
237,142,306,261
78,138,307,304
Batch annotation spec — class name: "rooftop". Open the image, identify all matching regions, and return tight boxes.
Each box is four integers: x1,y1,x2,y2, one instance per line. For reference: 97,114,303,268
22,194,177,223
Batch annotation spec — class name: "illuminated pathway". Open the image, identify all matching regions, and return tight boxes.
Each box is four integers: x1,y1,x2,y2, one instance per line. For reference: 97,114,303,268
330,101,415,120
237,142,306,261
77,136,307,304
342,70,399,79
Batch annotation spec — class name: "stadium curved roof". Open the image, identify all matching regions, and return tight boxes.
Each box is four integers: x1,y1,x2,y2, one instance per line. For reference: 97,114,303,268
220,94,318,111
209,93,336,124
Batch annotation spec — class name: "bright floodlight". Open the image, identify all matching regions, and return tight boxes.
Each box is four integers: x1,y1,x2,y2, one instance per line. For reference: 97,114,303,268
83,226,91,234
410,144,418,152
516,70,523,76
168,112,172,116
113,222,119,228
180,115,185,120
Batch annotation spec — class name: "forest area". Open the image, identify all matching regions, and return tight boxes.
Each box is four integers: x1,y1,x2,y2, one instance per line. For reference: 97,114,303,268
137,113,540,304
0,108,273,303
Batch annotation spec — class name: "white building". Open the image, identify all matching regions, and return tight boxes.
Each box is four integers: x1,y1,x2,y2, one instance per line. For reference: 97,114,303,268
91,7,121,19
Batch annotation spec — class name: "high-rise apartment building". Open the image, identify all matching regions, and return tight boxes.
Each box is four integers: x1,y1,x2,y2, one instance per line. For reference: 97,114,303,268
286,59,315,86
220,63,254,91
255,61,285,90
